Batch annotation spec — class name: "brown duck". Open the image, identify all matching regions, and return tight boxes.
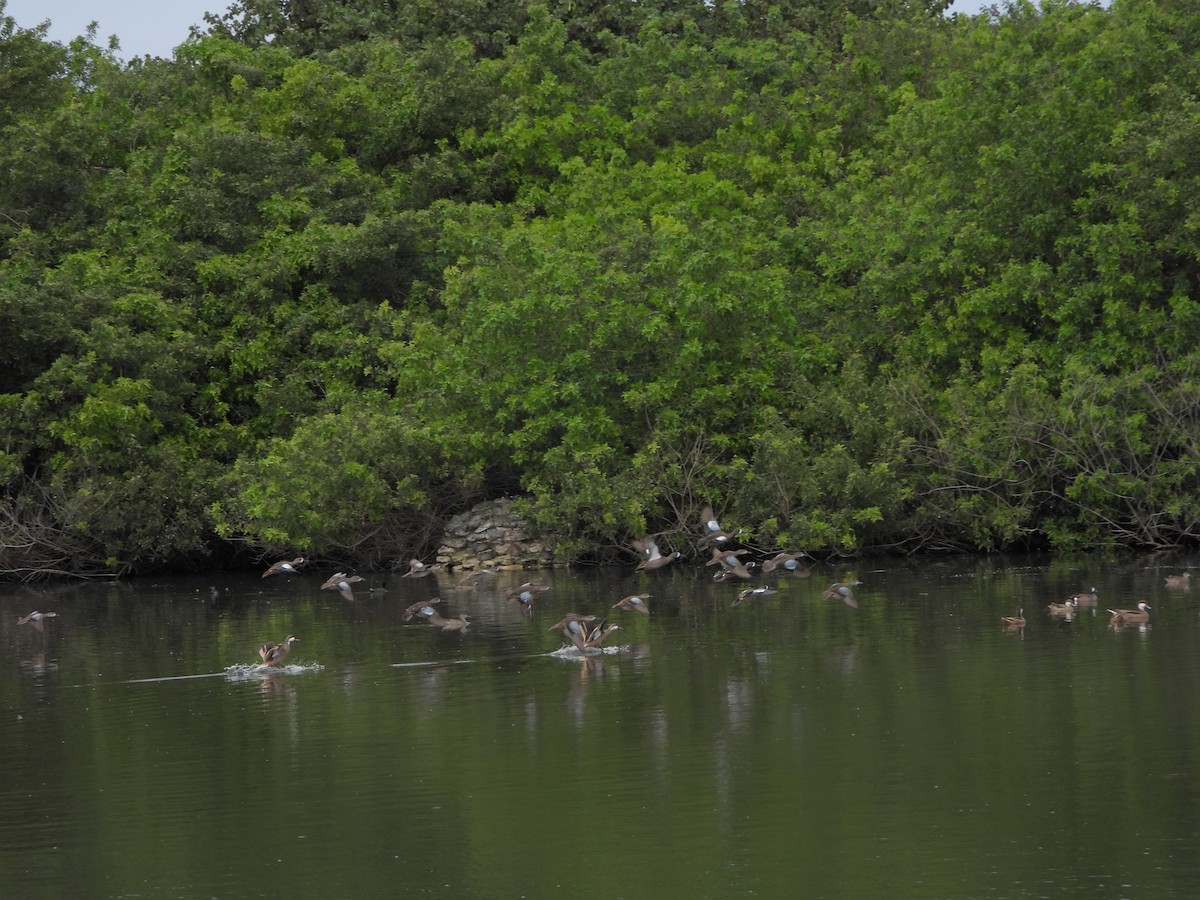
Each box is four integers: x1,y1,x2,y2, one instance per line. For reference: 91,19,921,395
613,594,651,615
320,572,363,601
403,597,443,622
734,586,777,606
504,582,551,615
17,611,58,633
402,558,436,578
583,621,621,648
1002,608,1026,628
1108,602,1151,626
632,536,680,571
421,608,470,631
262,557,304,578
548,615,595,651
821,581,861,609
761,552,809,576
257,635,299,666
1072,587,1099,606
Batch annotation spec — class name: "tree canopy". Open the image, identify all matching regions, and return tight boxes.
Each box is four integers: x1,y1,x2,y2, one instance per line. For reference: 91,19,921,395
2,0,1198,578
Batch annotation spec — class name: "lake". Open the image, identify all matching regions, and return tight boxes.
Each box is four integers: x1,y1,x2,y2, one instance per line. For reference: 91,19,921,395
3,553,1199,898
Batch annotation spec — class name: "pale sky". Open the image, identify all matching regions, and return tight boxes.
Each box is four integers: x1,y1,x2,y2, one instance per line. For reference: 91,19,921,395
4,0,997,61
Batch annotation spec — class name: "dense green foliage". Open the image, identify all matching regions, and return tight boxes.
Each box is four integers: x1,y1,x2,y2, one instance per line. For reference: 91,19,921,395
2,0,1199,577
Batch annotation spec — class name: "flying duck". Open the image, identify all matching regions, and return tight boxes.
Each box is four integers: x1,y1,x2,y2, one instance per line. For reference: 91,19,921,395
613,594,651,615
734,586,777,606
821,581,861,609
262,557,304,578
632,536,680,571
17,611,58,633
504,582,550,616
320,572,363,601
403,597,443,622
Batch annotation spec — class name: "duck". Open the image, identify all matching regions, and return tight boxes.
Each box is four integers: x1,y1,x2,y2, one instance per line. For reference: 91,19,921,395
583,621,621,648
697,505,742,547
403,597,443,622
713,563,755,582
262,557,304,578
548,615,595,651
1165,572,1192,589
320,572,363,600
613,594,651,615
1072,587,1099,606
734,586,777,606
761,552,809,576
1108,602,1151,626
418,607,470,631
707,548,755,580
504,581,550,616
1002,608,1026,628
706,547,750,567
257,635,299,666
1047,598,1078,615
16,611,58,633
821,581,861,609
632,536,680,571
402,558,436,578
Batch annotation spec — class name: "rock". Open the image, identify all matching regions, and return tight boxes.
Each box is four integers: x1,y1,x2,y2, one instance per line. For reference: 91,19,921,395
435,498,555,570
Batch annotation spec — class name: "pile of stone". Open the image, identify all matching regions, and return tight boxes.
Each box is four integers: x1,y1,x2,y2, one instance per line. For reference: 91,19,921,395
435,498,555,571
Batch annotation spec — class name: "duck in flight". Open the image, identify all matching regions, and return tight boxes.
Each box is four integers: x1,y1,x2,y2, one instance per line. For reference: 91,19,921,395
262,557,304,578
821,581,861,609
17,611,58,633
321,572,363,601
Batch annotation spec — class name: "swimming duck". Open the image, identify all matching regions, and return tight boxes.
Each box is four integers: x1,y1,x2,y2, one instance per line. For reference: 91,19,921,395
613,594,651,615
262,557,304,578
734,586,777,606
257,635,299,666
632,536,680,571
1108,602,1151,626
16,611,58,633
1047,598,1078,615
403,597,443,622
1072,587,1099,605
821,581,861,609
320,572,363,600
1002,608,1026,628
1165,572,1192,589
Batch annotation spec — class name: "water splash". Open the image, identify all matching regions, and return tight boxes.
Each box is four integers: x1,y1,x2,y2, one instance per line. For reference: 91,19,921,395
223,662,324,681
549,644,625,659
